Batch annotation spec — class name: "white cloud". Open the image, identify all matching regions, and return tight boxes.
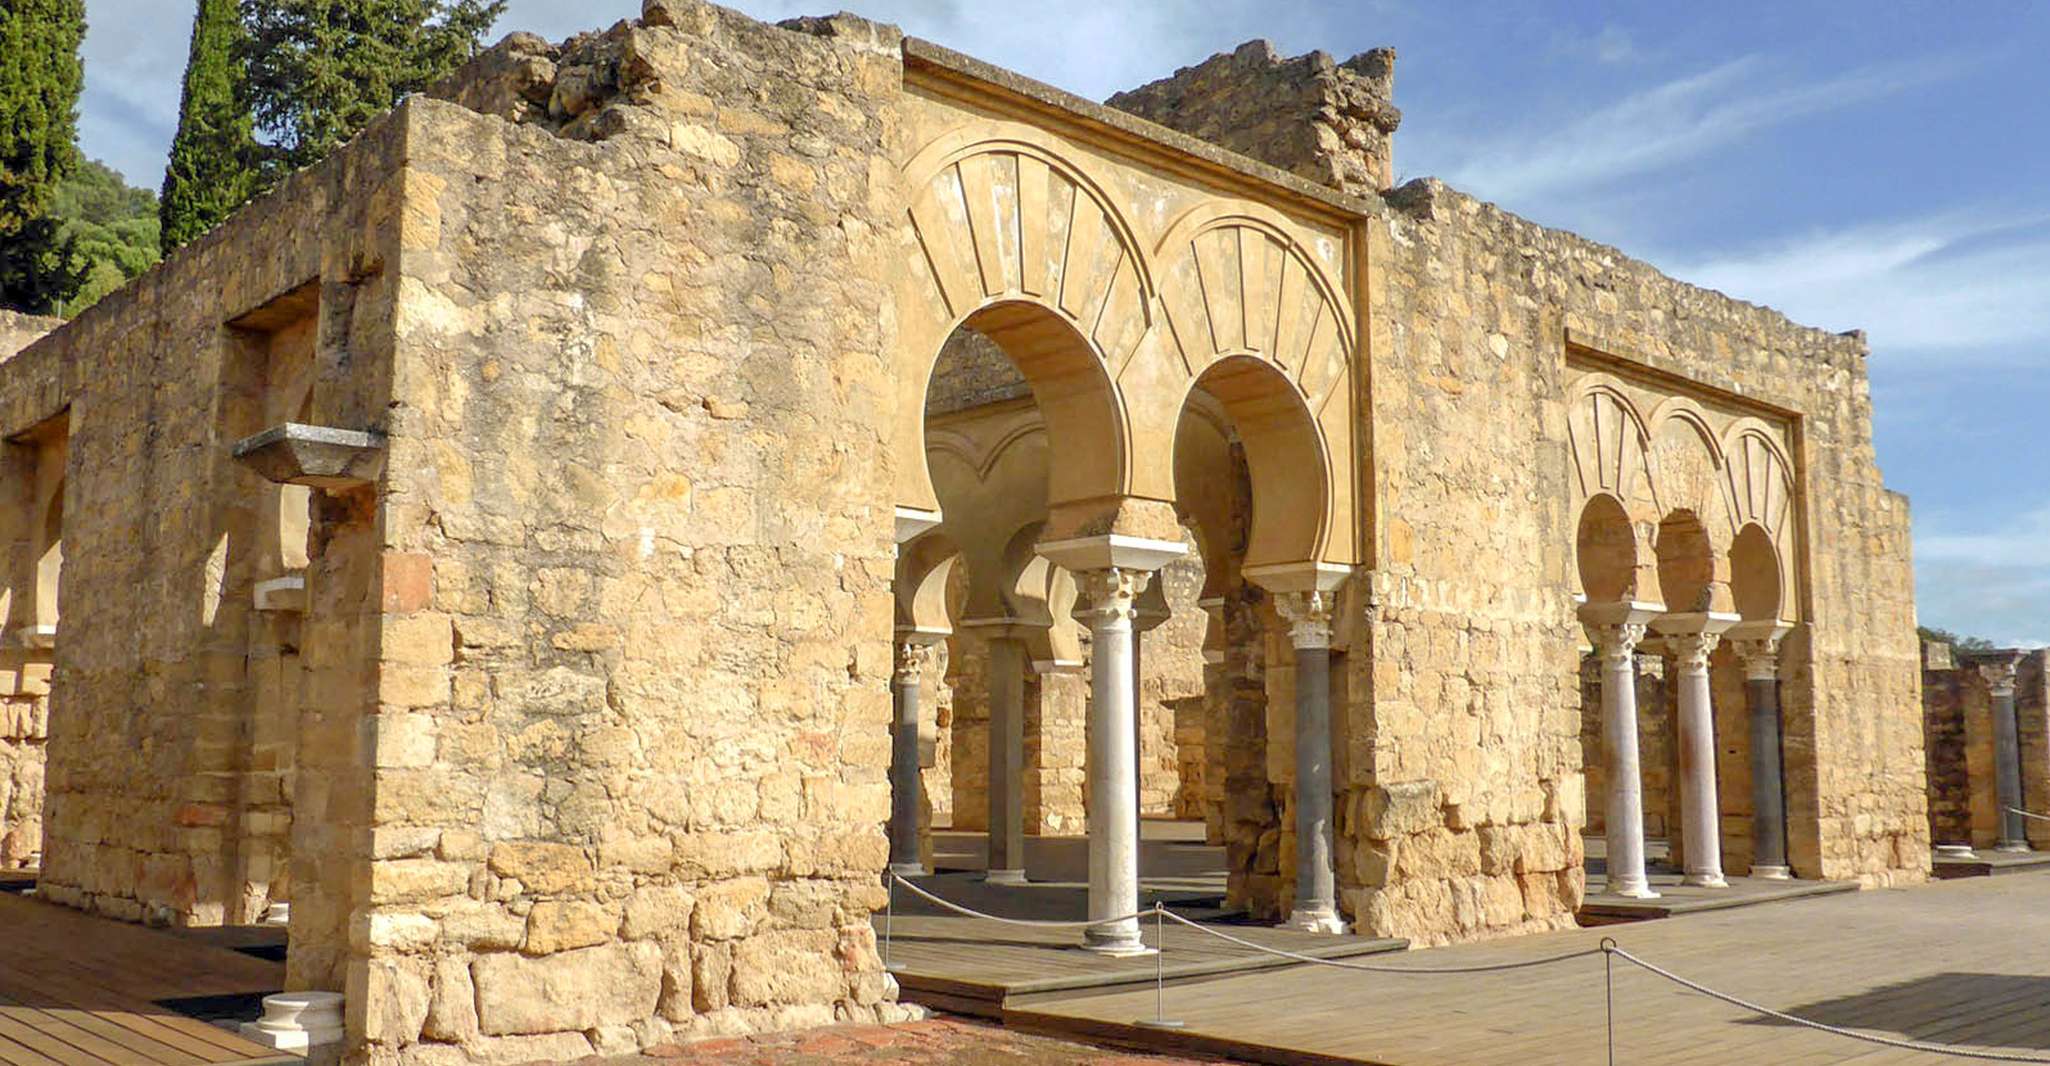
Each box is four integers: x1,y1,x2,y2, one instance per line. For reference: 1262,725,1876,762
1916,500,2050,649
1421,55,1935,208
1664,212,2050,358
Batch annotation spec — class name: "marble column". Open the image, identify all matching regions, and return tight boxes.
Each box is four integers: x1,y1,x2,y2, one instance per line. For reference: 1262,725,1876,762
1982,655,2028,852
986,635,1028,884
1586,617,1656,898
1073,566,1152,955
1730,627,1790,879
887,637,932,877
1276,588,1343,933
1666,628,1728,887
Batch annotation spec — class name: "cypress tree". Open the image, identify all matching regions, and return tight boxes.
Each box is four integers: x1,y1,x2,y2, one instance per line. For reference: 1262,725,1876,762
161,0,262,253
242,0,506,172
0,0,87,314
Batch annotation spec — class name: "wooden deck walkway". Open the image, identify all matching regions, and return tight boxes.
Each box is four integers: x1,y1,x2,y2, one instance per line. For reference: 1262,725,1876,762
1007,873,2050,1065
0,891,293,1066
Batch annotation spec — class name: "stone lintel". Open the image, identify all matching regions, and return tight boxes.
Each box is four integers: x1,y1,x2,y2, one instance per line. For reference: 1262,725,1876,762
1242,560,1351,596
894,506,942,544
1035,533,1187,575
1651,611,1741,638
231,423,386,491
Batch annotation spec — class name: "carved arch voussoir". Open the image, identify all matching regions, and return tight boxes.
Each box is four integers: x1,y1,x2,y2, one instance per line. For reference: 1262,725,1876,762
1566,373,1661,522
1153,200,1354,414
901,123,1158,368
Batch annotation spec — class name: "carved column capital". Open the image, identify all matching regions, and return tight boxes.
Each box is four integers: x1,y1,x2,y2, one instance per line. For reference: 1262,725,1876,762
893,640,931,686
1978,658,2019,698
1274,589,1336,651
1666,630,1721,675
1584,621,1647,666
1072,567,1151,628
1729,636,1782,682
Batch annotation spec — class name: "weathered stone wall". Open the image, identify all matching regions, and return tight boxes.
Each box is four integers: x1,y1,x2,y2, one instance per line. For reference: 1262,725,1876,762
1579,654,1676,842
1921,645,2050,850
1921,643,1972,844
356,4,910,1059
1109,40,1400,196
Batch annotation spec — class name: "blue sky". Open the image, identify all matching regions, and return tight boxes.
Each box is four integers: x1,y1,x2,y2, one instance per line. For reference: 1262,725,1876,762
76,2,2049,645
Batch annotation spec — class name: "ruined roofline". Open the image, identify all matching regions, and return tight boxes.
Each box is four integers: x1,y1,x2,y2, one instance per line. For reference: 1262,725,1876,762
900,36,1386,224
1384,177,1872,362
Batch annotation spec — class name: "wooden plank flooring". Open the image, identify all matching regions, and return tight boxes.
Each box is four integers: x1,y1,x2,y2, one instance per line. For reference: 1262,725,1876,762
1008,874,2050,1065
0,892,293,1066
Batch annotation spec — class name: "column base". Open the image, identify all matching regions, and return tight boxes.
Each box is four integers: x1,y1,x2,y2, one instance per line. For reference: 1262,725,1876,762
1606,877,1661,900
1282,906,1347,935
1081,928,1154,957
1995,842,2032,854
886,862,930,878
1751,864,1792,880
984,868,1028,886
239,992,344,1063
1682,871,1728,888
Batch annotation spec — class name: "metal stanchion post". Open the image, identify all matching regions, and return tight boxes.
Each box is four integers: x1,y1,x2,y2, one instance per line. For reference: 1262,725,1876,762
1601,937,1616,1066
1135,904,1186,1030
884,874,897,973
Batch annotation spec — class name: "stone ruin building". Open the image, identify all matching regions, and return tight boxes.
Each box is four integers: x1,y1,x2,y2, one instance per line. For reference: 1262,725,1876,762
1922,643,2049,857
0,1,1932,1061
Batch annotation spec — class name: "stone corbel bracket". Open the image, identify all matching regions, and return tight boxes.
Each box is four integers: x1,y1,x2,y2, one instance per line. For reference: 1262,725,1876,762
232,423,387,491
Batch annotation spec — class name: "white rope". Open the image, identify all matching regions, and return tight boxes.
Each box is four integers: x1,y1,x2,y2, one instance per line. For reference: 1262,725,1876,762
2008,807,2050,823
1156,908,1604,974
1607,946,2050,1063
887,873,1156,930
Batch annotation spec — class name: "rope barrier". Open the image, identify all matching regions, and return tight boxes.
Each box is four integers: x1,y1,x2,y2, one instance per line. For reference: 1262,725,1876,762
1605,946,2050,1063
885,872,2050,1061
887,872,1156,930
1155,908,1607,974
2008,806,2050,823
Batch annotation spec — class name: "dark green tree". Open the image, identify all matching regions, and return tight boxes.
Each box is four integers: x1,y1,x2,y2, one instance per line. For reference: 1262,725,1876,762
52,158,160,316
0,0,88,314
161,0,262,253
241,0,506,172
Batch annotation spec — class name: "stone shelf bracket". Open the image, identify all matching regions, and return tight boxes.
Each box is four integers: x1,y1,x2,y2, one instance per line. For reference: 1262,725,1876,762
231,423,387,491
253,573,308,613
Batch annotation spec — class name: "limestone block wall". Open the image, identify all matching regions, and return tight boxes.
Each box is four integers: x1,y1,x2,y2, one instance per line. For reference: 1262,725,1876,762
359,6,908,1059
1359,180,1925,947
1109,40,1400,197
0,313,57,869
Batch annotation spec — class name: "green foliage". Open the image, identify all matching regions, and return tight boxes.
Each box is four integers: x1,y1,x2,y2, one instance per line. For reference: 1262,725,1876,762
48,159,160,317
1919,625,1996,654
161,0,263,252
241,0,506,171
0,0,87,313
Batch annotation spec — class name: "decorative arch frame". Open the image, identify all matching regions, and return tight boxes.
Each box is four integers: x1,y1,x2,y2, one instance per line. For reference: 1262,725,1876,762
892,123,1160,521
1720,418,1802,624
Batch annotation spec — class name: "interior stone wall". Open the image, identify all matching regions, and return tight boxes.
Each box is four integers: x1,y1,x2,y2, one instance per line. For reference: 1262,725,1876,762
1921,643,1971,845
1578,654,1676,843
0,315,58,870
14,117,399,936
1921,646,2050,851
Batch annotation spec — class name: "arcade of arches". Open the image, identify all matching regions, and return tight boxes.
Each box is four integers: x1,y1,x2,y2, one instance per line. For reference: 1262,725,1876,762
0,2,1930,1061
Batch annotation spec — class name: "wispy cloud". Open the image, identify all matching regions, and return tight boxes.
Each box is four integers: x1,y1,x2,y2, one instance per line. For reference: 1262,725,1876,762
1551,25,1642,66
1424,55,1937,207
1665,212,2050,357
1916,500,2050,648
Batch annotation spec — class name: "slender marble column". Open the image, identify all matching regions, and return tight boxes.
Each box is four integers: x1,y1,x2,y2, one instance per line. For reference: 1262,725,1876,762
1668,630,1728,887
1075,566,1151,955
887,638,930,877
986,636,1028,884
1983,657,2028,852
1589,621,1657,898
1277,589,1343,933
1731,635,1789,879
